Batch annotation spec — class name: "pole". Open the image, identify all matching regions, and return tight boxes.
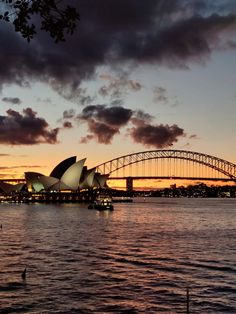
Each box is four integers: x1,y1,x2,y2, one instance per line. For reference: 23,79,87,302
186,287,190,314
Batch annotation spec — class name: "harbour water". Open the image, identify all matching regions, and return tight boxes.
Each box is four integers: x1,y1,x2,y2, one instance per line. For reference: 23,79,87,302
0,198,235,313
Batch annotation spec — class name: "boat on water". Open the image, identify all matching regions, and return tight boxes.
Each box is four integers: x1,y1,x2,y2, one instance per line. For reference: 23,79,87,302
88,195,114,210
112,196,133,203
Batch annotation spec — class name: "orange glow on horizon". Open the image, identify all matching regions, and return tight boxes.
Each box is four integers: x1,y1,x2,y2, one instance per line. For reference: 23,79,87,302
1,152,235,190
107,179,234,190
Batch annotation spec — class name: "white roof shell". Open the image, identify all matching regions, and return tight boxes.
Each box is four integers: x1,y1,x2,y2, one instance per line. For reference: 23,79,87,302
61,158,86,191
79,168,96,189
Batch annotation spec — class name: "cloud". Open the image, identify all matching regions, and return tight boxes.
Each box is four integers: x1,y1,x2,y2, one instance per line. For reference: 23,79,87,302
2,97,22,105
110,99,124,106
128,118,185,148
78,104,186,147
0,1,235,97
63,109,76,119
74,88,95,105
0,165,42,170
63,121,73,129
59,86,96,104
80,120,118,144
152,87,180,107
153,87,168,104
80,134,94,144
79,105,133,127
36,97,52,104
58,109,75,128
131,110,153,125
189,134,199,139
78,104,133,144
182,142,191,148
0,108,59,145
99,73,142,100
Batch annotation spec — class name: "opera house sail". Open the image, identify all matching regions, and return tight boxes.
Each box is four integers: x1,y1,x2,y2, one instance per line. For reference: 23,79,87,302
0,156,108,202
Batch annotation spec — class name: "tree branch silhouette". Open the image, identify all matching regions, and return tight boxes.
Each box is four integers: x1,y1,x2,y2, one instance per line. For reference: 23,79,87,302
0,0,79,42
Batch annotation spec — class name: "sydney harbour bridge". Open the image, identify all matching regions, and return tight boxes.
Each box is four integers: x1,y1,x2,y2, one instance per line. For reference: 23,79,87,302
95,150,236,191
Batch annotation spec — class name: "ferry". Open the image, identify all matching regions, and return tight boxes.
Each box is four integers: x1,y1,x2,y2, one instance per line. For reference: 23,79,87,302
88,195,114,211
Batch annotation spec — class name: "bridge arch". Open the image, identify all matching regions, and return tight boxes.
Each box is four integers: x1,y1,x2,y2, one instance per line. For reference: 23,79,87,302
96,150,236,180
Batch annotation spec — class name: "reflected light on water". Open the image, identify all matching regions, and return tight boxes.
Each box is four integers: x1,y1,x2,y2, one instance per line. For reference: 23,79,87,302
0,199,235,313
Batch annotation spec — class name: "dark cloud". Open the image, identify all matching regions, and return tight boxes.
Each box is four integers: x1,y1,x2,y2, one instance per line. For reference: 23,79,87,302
79,105,133,127
78,104,186,146
78,104,133,144
0,108,59,145
63,121,73,128
0,154,10,157
58,109,75,128
2,97,22,105
227,39,236,48
128,119,185,148
142,13,236,67
131,110,153,124
80,120,118,144
78,95,94,106
71,87,95,105
59,86,96,104
0,1,235,97
63,109,76,119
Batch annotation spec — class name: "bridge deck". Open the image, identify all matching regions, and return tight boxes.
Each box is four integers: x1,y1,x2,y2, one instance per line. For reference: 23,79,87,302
109,176,236,182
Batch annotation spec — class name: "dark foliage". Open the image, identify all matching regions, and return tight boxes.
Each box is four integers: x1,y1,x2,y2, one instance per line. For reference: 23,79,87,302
0,0,79,42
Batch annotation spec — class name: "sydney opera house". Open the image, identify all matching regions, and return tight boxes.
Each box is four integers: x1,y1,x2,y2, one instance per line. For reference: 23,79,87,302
0,156,108,199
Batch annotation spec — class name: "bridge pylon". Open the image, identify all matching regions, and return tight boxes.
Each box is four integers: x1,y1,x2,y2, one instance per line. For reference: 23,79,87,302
126,177,133,193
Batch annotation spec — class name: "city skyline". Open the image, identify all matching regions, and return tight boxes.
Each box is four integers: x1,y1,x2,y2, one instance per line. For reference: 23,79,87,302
0,1,236,187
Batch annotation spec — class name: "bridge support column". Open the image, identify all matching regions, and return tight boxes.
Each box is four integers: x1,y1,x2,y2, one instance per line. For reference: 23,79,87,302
126,177,133,193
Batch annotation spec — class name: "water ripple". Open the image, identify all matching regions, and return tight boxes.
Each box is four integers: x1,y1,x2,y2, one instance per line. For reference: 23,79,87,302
0,198,235,313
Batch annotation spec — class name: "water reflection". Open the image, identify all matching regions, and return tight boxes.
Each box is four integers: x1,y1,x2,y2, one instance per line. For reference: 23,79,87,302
0,199,235,313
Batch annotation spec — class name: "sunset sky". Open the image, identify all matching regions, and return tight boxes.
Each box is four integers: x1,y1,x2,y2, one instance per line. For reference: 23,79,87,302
0,0,236,184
